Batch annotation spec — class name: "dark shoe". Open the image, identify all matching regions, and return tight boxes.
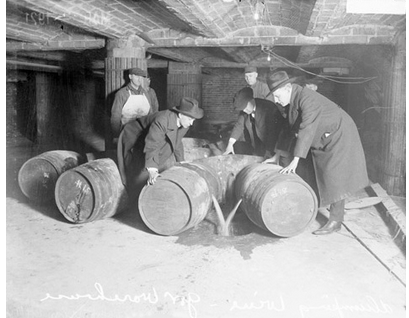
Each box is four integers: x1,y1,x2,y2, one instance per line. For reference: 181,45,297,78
313,220,342,235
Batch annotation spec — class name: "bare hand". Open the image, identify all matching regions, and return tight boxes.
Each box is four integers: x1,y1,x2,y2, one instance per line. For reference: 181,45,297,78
147,169,160,185
279,157,299,174
223,144,235,155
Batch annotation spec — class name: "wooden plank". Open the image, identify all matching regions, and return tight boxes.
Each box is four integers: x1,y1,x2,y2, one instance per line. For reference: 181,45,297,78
366,183,406,247
342,221,406,286
341,183,406,286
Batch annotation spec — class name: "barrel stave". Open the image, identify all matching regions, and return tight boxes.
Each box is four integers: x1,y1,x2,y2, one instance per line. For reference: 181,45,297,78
235,163,318,237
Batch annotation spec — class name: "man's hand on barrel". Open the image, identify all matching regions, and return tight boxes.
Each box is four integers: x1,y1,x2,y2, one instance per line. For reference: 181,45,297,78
222,138,236,155
280,157,300,174
147,167,160,185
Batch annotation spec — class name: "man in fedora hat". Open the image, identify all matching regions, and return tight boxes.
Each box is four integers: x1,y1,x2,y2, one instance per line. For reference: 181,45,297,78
244,66,275,102
265,70,369,235
110,67,157,138
117,97,204,195
223,87,284,157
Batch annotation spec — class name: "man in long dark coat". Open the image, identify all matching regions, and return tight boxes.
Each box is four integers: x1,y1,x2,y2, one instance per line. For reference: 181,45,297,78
223,87,284,157
117,97,204,197
265,71,369,235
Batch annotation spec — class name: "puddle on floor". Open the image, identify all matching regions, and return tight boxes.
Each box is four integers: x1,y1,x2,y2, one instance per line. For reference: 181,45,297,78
175,207,283,260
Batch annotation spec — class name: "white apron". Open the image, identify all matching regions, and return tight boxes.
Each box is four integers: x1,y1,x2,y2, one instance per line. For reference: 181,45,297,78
121,91,150,126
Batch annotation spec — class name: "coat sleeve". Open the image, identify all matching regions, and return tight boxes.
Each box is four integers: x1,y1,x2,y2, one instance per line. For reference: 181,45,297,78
174,128,188,162
110,90,128,138
148,89,159,114
293,94,322,159
264,107,285,154
229,113,246,141
116,120,144,186
143,117,168,169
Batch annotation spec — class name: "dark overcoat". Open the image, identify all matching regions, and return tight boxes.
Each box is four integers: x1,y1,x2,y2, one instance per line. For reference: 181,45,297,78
287,84,368,206
117,110,188,187
230,98,284,156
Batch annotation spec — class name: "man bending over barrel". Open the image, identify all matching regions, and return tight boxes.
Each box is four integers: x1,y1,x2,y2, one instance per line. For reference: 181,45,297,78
264,71,369,235
117,97,204,197
223,87,284,158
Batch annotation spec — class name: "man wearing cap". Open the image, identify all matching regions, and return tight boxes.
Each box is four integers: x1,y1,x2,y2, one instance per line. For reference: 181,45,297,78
117,97,204,196
110,67,156,138
223,87,284,157
265,70,369,235
244,66,275,102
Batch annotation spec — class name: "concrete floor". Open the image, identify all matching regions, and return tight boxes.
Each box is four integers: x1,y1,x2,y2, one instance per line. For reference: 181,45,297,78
6,145,406,318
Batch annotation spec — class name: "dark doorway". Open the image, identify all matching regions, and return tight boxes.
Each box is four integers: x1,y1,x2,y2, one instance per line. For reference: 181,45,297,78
147,68,167,110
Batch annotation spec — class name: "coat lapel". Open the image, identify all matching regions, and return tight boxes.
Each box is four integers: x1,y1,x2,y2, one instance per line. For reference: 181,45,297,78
165,113,179,152
288,85,301,128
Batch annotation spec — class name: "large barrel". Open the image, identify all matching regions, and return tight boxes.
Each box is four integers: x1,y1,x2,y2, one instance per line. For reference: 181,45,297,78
18,150,84,203
138,162,222,236
235,163,318,237
55,158,128,223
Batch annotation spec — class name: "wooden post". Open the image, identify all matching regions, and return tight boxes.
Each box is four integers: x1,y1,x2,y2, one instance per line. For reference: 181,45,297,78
35,72,52,147
380,31,406,196
104,37,147,149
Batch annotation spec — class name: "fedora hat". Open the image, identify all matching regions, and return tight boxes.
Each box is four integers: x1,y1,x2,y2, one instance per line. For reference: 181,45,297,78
268,71,296,93
173,97,204,119
233,87,254,111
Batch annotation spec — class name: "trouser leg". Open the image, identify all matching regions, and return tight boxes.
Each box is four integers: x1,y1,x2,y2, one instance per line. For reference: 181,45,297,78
328,199,345,222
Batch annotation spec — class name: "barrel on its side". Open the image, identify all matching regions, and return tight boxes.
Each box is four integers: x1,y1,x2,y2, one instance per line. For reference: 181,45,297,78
235,163,318,237
18,150,84,203
178,161,223,201
138,162,221,236
55,158,128,223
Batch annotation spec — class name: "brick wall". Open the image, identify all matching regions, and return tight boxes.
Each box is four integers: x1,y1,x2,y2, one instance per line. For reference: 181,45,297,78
201,68,246,132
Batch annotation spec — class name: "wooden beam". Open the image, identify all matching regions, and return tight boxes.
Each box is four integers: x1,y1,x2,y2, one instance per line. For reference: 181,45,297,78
147,59,169,68
6,59,62,73
366,183,406,247
218,47,252,63
148,32,395,47
339,183,406,286
148,48,195,63
342,220,406,286
6,39,105,51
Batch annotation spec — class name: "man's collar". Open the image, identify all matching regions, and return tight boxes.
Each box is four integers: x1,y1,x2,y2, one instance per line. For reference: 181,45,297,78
127,83,143,94
176,115,181,128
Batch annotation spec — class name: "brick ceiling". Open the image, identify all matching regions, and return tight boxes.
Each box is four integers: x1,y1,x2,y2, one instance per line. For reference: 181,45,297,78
6,0,406,72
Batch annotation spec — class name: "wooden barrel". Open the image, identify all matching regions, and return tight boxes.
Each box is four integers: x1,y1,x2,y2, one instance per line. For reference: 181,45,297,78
55,158,128,223
18,150,84,203
179,161,223,201
235,163,318,237
138,163,219,236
